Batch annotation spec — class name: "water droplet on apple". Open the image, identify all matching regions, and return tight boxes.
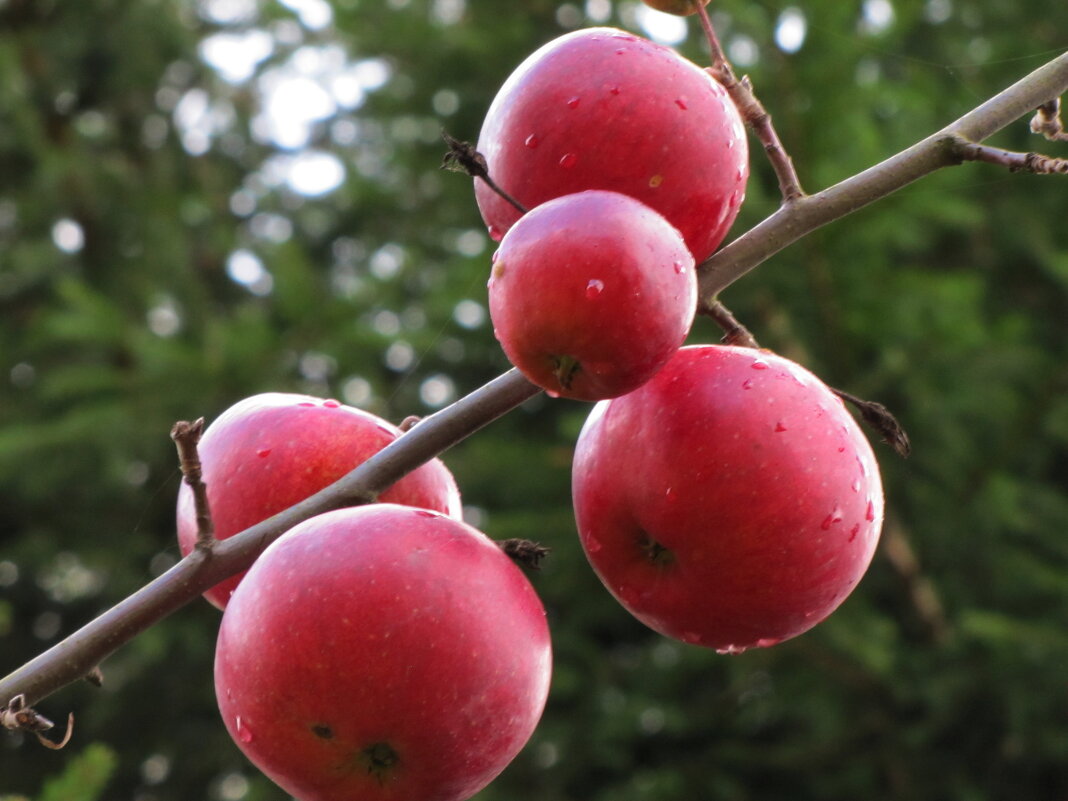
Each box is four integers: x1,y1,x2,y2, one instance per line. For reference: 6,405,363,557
585,537,603,554
736,168,745,183
865,500,876,522
615,48,625,55
774,421,787,433
585,279,604,298
323,399,340,408
680,631,703,645
490,249,500,264
235,716,254,744
608,85,621,96
837,445,846,453
524,134,539,149
488,225,503,242
545,388,561,399
851,478,862,493
755,637,782,648
559,152,578,169
674,97,688,110
742,378,753,390
414,510,438,519
665,486,677,502
715,644,748,655
566,96,581,109
849,523,861,542
821,506,844,530
751,359,769,370
256,448,272,458
673,261,685,274
298,401,316,407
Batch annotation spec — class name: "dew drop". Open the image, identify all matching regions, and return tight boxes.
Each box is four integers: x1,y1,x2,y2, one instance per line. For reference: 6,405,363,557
865,500,876,522
742,378,753,390
323,399,340,408
298,401,316,407
680,631,703,644
235,716,254,744
559,152,578,169
751,359,769,370
608,85,621,96
821,506,844,530
837,445,846,453
673,261,685,274
585,537,603,554
735,168,745,183
851,479,862,493
774,421,787,433
566,96,581,109
256,448,272,459
615,48,625,55
665,486,677,503
755,637,782,648
545,389,561,399
524,134,539,149
414,510,438,519
849,523,861,542
674,97,688,110
488,225,503,242
585,278,604,298
715,644,748,655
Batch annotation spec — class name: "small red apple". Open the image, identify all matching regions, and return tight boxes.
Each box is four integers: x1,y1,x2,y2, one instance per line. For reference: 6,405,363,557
488,190,696,401
641,0,712,16
214,504,552,801
475,27,748,263
571,345,884,652
176,393,461,609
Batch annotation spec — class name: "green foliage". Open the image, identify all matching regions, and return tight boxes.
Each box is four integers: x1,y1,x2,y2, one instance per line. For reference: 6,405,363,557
2,1,1067,800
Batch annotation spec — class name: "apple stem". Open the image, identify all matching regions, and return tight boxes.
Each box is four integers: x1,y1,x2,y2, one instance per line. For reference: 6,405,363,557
170,418,216,549
702,298,760,348
441,130,529,214
692,2,806,203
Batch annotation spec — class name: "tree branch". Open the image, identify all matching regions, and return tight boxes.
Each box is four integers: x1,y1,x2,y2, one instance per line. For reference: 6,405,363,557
0,369,540,710
698,50,1068,303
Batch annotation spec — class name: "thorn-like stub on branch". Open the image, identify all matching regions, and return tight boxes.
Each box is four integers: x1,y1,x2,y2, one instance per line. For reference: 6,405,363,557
1,695,75,749
1030,97,1068,142
398,415,421,432
834,388,912,458
171,417,216,547
84,667,104,687
498,538,551,571
441,130,489,179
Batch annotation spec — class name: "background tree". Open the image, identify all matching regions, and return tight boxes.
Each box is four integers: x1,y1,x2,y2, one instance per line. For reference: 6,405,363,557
2,1,1067,799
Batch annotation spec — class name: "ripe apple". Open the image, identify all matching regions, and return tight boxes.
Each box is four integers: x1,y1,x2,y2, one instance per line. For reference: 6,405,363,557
214,504,552,801
475,27,748,263
488,190,696,401
176,393,461,609
571,345,884,652
642,0,711,15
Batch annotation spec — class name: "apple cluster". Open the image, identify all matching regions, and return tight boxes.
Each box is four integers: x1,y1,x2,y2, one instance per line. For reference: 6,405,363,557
179,19,885,801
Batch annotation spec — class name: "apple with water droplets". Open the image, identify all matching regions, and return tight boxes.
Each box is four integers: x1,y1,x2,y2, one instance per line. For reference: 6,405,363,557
571,345,884,652
214,504,552,801
475,27,748,263
176,393,461,609
641,0,712,16
488,190,696,401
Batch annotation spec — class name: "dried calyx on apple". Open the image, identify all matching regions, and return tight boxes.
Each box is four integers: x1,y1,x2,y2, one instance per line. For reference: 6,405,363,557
641,0,712,16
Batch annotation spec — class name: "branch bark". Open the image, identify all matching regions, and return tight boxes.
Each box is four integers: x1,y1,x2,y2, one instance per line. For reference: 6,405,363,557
697,50,1068,304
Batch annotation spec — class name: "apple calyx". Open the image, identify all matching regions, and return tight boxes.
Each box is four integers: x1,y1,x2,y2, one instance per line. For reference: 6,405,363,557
640,533,675,567
551,354,581,390
360,742,400,783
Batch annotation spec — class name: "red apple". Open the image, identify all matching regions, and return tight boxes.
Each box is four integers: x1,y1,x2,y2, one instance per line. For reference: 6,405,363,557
571,345,884,652
475,27,748,263
488,190,696,401
214,504,552,801
641,0,712,15
176,393,461,609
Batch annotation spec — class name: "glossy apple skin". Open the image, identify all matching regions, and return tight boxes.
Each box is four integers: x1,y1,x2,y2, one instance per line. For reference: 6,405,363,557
475,27,747,263
642,0,711,15
571,345,884,652
214,504,552,801
488,190,696,401
176,393,461,609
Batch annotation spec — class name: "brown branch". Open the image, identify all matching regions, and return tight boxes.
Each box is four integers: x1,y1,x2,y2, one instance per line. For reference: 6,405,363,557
0,369,541,710
1030,97,1068,142
957,141,1068,174
170,418,214,548
701,298,760,348
694,2,805,202
698,50,1068,302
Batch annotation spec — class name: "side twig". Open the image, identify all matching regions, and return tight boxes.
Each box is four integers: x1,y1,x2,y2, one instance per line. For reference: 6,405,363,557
957,141,1068,174
171,418,215,548
1030,97,1068,142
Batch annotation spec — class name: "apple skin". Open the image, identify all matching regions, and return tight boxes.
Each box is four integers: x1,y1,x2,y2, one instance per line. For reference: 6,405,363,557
475,27,747,263
214,504,552,801
176,393,461,609
642,0,711,15
488,190,696,401
571,345,884,652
